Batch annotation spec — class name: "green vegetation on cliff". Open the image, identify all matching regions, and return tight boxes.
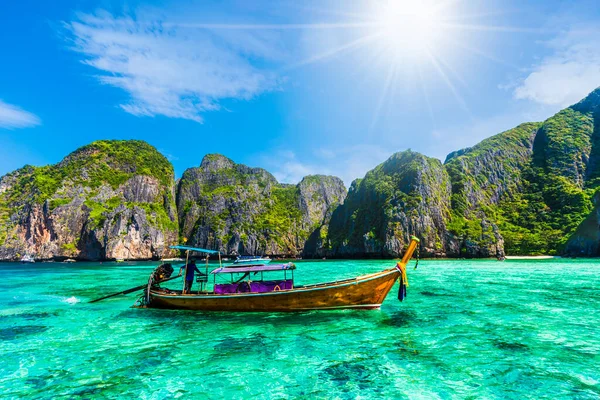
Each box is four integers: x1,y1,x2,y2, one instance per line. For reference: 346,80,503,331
255,185,302,236
0,140,178,259
445,89,600,256
325,87,600,258
497,105,598,255
328,150,451,256
177,154,346,256
445,122,540,216
444,123,540,255
3,140,173,205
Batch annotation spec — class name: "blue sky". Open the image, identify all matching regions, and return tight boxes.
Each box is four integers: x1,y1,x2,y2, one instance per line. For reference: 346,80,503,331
1,0,600,186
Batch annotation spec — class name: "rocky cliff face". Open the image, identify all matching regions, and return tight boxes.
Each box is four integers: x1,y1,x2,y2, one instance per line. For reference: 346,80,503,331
443,122,541,257
323,88,600,258
510,88,600,256
177,154,346,256
0,140,178,261
324,150,451,258
298,175,347,257
564,192,600,256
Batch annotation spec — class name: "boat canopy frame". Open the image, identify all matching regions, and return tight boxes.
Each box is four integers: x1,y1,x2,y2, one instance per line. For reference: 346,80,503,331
167,246,294,293
169,245,223,293
169,245,220,254
211,263,295,274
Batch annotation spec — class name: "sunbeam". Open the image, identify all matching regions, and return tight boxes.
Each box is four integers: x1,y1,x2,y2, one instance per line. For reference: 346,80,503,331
285,32,383,69
448,39,521,69
425,49,472,117
418,68,437,130
369,62,397,134
441,22,549,33
434,54,470,91
168,22,376,30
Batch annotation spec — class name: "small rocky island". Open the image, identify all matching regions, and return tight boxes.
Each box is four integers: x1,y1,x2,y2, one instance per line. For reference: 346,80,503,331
2,89,600,260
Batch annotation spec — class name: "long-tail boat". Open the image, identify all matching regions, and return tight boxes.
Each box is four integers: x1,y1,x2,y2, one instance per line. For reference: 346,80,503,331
133,237,420,312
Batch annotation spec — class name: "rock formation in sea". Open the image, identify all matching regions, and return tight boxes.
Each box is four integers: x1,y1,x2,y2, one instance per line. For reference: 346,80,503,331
176,154,347,256
0,140,178,261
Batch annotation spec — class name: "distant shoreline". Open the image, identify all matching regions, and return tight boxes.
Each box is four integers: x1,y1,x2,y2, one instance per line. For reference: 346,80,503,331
3,255,595,264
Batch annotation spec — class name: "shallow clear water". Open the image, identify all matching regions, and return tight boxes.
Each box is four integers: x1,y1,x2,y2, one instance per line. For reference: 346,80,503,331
1,258,599,399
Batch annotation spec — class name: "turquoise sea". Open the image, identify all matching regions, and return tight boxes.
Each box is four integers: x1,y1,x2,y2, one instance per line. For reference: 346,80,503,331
1,258,599,399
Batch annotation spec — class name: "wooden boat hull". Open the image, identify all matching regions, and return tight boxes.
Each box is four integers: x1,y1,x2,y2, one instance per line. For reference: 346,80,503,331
147,269,400,312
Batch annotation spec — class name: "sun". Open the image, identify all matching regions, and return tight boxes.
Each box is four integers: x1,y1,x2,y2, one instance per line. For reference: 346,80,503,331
370,0,445,62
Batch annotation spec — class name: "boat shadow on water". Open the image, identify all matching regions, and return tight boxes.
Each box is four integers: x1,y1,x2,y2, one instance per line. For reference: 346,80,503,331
378,309,418,328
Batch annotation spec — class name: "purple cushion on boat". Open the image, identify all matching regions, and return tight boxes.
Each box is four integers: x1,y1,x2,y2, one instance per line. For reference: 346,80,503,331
214,280,292,294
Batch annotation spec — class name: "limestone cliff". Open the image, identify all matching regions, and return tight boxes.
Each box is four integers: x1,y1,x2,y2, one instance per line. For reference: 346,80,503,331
322,87,600,258
325,150,451,258
176,154,346,256
0,140,178,261
513,87,600,256
444,122,541,257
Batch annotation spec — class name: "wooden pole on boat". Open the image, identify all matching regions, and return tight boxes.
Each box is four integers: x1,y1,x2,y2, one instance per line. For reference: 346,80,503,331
182,249,190,293
89,275,180,303
203,254,209,292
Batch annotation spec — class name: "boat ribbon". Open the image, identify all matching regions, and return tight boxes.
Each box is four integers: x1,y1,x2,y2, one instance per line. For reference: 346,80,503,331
396,262,408,302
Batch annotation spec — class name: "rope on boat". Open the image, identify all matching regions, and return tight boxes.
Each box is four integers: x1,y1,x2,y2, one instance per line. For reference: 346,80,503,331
396,262,408,302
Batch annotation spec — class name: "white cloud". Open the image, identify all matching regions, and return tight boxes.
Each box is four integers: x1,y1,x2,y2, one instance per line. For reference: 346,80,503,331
0,100,41,129
513,26,600,108
64,10,284,122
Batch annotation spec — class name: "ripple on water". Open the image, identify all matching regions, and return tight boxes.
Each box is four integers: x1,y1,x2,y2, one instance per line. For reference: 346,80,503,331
0,325,48,340
0,311,59,321
420,290,452,297
212,333,273,358
492,340,530,352
320,360,374,391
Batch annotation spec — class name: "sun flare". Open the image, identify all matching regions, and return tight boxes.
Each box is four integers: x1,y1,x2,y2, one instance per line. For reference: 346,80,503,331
165,0,526,125
371,0,445,61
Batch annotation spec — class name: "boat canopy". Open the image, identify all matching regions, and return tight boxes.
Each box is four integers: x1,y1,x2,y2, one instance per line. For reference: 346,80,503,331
169,245,220,254
211,263,295,274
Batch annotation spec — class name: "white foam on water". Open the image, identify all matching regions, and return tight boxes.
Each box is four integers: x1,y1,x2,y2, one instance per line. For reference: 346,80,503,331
62,296,80,305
